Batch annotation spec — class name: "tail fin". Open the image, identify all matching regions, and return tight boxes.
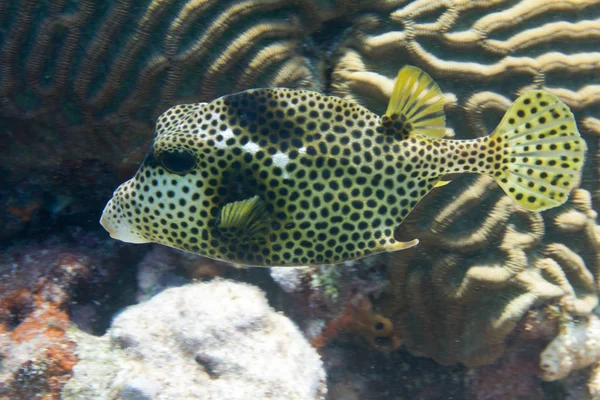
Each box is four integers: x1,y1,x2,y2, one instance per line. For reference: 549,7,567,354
489,90,586,211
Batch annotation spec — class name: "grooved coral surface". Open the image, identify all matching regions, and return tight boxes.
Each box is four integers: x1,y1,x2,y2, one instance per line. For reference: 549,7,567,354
0,0,360,178
323,0,600,368
2,0,600,393
62,280,327,400
378,182,600,367
330,0,600,206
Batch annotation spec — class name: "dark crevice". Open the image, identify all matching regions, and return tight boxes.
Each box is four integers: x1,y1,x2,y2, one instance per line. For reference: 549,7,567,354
304,16,353,94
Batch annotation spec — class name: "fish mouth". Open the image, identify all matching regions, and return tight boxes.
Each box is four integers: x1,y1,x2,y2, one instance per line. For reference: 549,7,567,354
100,200,151,244
99,211,117,238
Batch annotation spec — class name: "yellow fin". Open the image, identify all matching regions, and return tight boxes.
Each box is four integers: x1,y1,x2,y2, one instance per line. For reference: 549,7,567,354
217,196,269,243
385,238,419,252
382,65,446,138
434,180,451,188
489,90,586,211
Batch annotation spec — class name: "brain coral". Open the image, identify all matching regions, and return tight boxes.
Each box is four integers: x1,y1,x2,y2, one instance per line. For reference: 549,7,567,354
378,178,600,367
330,0,600,205
325,0,600,368
0,0,364,177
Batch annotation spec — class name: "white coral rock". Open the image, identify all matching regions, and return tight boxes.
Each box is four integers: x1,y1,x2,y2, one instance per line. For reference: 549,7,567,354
62,280,327,400
539,314,600,381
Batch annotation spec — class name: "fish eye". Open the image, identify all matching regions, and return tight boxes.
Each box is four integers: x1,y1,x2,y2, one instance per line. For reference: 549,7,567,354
157,149,196,175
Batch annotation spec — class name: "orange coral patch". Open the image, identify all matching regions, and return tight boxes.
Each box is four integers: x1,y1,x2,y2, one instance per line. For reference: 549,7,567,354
311,297,400,350
8,203,40,222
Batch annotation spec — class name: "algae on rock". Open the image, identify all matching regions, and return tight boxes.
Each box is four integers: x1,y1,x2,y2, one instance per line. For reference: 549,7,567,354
539,313,600,382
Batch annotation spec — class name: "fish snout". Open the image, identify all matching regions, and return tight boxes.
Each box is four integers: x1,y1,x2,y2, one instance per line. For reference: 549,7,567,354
99,207,117,237
100,192,151,244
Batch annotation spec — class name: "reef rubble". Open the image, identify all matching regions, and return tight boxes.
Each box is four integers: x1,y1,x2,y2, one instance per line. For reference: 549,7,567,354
0,231,133,400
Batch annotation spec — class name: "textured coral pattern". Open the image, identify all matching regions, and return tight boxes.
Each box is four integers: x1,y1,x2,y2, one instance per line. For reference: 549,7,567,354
379,180,600,367
0,0,352,175
330,0,600,203
320,0,600,370
1,0,600,395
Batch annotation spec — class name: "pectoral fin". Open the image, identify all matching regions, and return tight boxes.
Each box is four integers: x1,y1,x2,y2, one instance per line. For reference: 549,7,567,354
217,196,269,243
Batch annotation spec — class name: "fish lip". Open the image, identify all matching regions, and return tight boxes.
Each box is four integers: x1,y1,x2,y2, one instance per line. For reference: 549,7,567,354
99,201,151,244
99,197,121,239
99,212,117,238
99,205,122,240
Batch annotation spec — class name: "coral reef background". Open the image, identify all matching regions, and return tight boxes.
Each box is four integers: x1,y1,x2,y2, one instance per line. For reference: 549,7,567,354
1,0,600,399
0,0,353,180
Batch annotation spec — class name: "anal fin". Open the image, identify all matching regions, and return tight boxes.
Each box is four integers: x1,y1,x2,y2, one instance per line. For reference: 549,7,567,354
385,238,419,252
434,179,452,188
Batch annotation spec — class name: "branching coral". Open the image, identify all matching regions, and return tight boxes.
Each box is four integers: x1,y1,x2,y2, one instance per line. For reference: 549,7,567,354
377,177,600,367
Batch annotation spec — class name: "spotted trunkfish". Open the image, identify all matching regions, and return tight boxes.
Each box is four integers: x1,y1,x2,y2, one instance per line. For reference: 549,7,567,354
100,66,587,266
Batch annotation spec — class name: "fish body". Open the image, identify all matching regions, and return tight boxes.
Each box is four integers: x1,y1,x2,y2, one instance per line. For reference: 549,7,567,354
101,66,586,266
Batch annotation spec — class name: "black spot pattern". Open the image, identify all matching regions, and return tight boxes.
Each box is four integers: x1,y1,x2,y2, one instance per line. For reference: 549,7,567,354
101,88,585,266
103,89,454,265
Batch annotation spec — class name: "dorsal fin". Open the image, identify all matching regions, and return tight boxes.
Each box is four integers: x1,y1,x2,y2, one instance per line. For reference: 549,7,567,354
216,196,269,244
382,66,446,139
